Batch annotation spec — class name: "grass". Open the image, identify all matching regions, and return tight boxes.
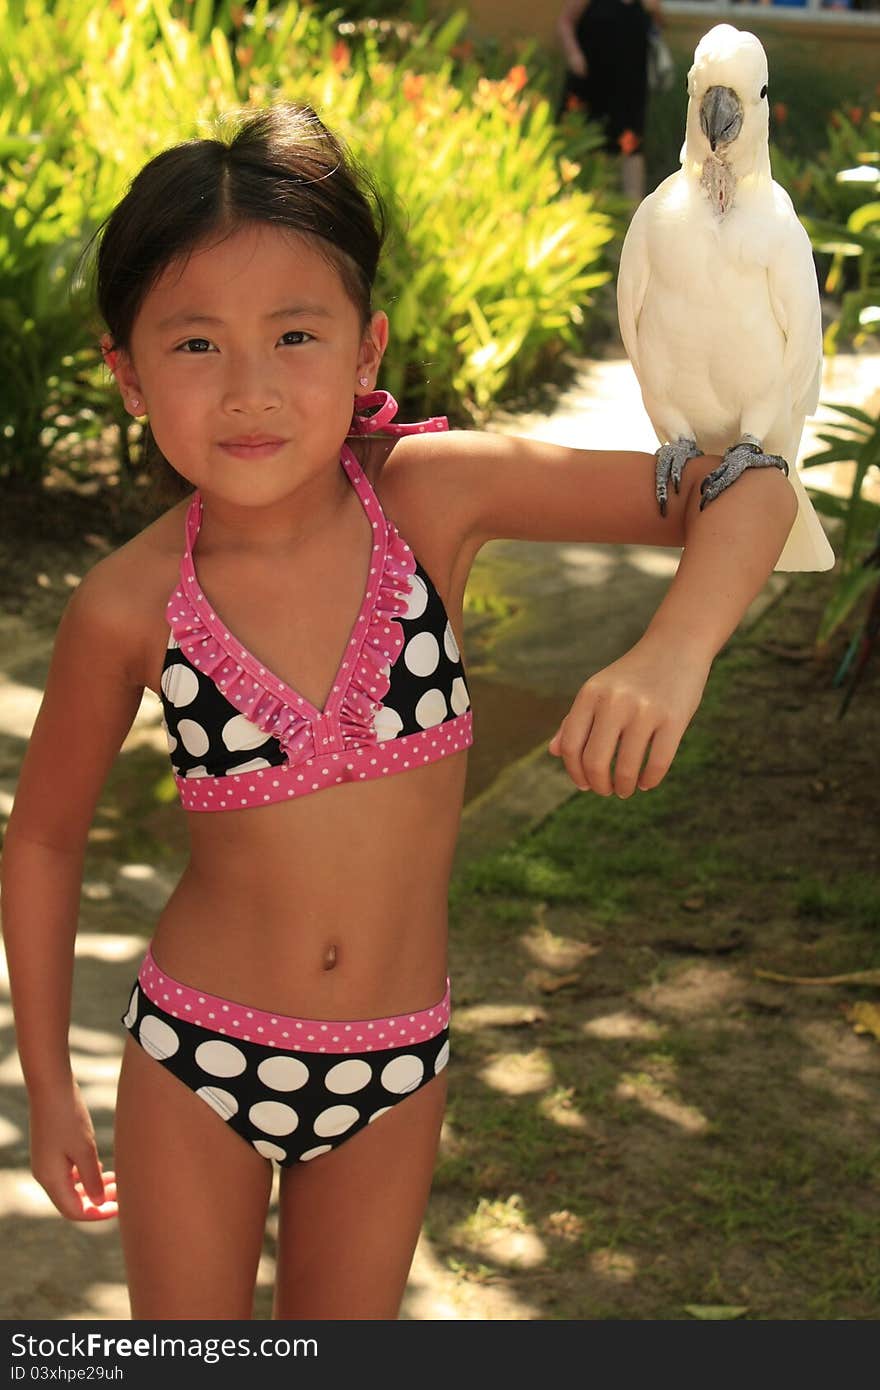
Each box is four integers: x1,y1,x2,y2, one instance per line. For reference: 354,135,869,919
431,569,880,1319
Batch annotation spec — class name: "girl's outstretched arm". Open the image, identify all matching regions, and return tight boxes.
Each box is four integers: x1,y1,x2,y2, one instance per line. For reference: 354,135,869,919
1,558,146,1220
389,429,799,797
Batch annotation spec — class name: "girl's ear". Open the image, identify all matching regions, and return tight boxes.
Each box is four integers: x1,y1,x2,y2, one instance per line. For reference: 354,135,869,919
356,310,389,391
101,337,146,418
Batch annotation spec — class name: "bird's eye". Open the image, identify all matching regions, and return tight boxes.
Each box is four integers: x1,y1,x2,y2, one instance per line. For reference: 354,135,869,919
760,85,768,99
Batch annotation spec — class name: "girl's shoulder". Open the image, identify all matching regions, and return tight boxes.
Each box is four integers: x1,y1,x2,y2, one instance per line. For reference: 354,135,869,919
67,496,191,687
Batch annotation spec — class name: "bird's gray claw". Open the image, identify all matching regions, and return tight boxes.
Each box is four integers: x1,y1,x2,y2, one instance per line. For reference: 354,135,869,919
699,439,789,510
656,438,702,517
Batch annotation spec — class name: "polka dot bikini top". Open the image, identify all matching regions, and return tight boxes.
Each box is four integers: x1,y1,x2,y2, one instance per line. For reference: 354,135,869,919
160,392,473,812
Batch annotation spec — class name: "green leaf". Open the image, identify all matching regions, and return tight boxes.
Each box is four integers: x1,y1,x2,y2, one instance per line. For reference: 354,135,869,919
848,201,880,235
821,402,876,427
817,564,880,645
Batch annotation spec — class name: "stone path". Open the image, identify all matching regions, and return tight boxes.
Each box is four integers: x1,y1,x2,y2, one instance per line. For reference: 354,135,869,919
0,346,877,1320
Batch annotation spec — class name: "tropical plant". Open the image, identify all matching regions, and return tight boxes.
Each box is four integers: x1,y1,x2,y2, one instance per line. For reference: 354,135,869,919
0,0,615,486
770,95,880,683
802,404,880,658
772,100,880,354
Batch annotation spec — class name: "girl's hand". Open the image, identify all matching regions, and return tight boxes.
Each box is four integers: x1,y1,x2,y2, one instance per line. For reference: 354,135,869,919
29,1079,118,1222
548,636,712,797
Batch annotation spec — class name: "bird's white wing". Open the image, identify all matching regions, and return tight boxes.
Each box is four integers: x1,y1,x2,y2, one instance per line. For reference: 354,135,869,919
616,198,653,381
765,183,823,422
765,183,835,572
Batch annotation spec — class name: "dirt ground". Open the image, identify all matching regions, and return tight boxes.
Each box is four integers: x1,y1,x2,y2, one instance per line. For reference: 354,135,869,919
439,568,880,1320
1,468,879,1320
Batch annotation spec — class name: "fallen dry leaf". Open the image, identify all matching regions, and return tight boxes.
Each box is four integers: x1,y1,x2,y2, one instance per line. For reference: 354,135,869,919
684,1304,748,1320
755,968,880,987
535,972,581,995
846,1001,880,1043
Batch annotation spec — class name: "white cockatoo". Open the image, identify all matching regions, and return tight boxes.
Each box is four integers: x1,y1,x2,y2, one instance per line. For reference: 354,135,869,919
617,23,835,571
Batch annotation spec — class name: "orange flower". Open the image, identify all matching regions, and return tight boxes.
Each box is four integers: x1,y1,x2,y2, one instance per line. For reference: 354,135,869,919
565,93,586,114
619,129,641,155
403,73,425,103
847,106,864,126
506,64,528,94
331,40,350,72
772,101,788,126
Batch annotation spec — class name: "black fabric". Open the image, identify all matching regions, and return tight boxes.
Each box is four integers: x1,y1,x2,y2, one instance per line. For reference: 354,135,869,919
121,978,449,1168
558,0,652,152
160,558,470,780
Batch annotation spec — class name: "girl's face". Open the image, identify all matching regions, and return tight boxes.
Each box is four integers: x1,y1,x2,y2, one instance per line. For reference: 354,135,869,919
117,222,387,507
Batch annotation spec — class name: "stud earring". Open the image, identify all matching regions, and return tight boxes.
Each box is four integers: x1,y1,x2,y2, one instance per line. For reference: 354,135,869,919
129,398,142,414
358,376,369,387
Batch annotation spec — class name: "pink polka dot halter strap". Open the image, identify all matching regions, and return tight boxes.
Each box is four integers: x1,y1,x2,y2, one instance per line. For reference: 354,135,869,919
348,390,448,439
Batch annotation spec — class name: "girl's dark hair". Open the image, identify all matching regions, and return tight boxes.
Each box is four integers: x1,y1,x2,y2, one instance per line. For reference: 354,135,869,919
90,104,387,505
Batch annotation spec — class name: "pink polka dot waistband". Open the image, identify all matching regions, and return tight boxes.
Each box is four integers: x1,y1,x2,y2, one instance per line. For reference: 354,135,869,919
137,947,450,1053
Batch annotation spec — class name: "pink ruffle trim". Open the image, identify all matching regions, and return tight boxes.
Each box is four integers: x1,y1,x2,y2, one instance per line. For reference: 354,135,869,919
166,446,419,760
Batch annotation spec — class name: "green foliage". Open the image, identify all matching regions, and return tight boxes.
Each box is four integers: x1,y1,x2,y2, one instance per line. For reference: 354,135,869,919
773,96,880,654
802,403,880,647
771,102,880,354
0,0,615,484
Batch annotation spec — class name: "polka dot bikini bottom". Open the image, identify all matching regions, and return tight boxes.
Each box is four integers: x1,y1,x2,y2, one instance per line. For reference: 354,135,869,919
121,949,450,1166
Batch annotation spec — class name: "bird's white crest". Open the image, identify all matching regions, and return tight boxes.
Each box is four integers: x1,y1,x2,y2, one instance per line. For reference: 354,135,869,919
691,24,767,80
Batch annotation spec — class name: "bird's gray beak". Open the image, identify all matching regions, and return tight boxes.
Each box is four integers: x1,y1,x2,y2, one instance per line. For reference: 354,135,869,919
699,86,743,152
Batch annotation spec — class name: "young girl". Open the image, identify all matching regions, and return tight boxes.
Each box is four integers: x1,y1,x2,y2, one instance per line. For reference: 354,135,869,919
2,103,797,1321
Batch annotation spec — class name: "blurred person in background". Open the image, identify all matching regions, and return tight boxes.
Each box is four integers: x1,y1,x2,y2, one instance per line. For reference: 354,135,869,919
557,0,665,203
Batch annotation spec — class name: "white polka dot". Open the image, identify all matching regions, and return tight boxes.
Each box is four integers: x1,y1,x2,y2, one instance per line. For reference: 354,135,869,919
381,1054,424,1093
161,664,199,708
325,1059,373,1094
368,1106,392,1124
414,689,447,729
230,757,271,774
122,986,138,1030
450,677,470,716
257,1056,310,1091
194,1039,248,1077
196,1086,238,1118
138,1014,180,1060
443,622,460,663
299,1144,333,1161
253,1139,287,1161
434,1040,450,1074
249,1100,299,1136
313,1104,360,1137
404,631,440,677
222,714,268,751
185,765,208,779
373,704,404,743
165,728,178,754
177,719,210,757
403,573,428,620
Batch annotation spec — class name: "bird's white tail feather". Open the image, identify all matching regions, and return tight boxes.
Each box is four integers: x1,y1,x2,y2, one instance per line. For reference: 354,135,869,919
776,463,836,572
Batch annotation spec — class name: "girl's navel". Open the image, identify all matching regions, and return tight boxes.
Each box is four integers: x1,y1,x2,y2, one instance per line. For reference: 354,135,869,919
322,942,338,972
